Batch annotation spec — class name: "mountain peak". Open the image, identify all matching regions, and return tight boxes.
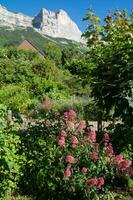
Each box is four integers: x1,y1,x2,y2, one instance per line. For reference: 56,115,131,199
0,5,84,43
0,4,7,10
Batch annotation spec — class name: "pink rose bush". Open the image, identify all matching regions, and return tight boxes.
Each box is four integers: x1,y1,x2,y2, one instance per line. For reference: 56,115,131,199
28,110,132,199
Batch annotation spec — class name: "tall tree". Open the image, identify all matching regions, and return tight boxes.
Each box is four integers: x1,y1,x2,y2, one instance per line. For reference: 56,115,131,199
83,9,133,129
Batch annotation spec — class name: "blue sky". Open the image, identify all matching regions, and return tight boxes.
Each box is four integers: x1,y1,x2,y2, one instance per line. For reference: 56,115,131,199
0,0,132,31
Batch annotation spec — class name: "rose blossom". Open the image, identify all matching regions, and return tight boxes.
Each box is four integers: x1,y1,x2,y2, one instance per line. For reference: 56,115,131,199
91,152,99,160
65,167,71,177
82,167,88,174
65,155,76,164
60,130,67,137
103,132,110,142
57,139,65,147
71,136,78,145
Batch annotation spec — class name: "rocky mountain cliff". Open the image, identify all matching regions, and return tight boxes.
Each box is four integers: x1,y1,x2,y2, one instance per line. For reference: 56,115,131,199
0,5,84,43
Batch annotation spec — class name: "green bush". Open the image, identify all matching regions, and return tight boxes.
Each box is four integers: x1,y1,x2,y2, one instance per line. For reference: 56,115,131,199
0,48,73,112
0,105,24,199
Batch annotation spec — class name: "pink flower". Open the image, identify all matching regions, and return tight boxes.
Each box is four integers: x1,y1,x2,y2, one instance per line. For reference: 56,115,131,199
65,167,71,177
103,132,110,142
120,159,132,169
57,139,65,147
60,130,67,137
113,154,123,165
115,157,132,175
67,121,75,130
68,110,77,121
63,112,68,119
87,178,98,186
87,177,104,189
77,120,86,132
65,155,76,164
86,130,96,143
106,143,114,157
91,152,99,160
82,167,88,174
97,177,105,189
122,166,132,175
71,136,78,145
54,112,60,117
41,99,54,111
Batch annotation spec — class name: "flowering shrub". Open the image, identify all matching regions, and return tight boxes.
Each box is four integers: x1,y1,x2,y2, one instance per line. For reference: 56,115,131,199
20,110,133,199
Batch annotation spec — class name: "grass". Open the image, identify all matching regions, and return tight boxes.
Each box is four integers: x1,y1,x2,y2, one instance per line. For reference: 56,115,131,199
9,192,133,200
9,195,33,200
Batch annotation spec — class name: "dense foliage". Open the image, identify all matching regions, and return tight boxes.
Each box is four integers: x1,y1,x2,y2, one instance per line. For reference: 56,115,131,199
83,9,133,127
0,46,91,114
0,48,70,112
0,105,24,199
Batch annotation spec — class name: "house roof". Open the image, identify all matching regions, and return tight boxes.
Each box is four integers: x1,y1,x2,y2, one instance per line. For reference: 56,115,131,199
18,39,44,56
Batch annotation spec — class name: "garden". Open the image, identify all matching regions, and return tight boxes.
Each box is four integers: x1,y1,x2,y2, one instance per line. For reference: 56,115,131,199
0,9,133,200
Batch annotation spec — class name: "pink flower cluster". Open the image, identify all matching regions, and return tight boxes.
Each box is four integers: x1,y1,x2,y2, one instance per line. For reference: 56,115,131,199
60,130,67,137
57,130,68,147
63,110,77,121
91,152,99,160
82,167,88,174
65,155,76,164
87,177,104,189
86,130,96,143
113,154,123,165
71,136,78,145
103,132,110,142
65,167,71,177
57,138,65,147
54,111,60,117
113,154,132,175
106,143,114,157
77,120,86,132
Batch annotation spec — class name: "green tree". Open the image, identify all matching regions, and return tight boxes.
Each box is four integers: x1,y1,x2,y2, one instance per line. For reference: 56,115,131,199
43,42,62,66
83,9,133,129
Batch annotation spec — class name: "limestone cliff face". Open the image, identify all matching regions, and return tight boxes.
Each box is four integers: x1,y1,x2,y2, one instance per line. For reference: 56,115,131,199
0,5,33,28
0,5,84,43
33,9,83,42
